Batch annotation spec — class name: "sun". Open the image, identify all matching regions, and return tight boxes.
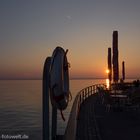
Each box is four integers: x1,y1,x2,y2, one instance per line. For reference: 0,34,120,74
106,69,110,74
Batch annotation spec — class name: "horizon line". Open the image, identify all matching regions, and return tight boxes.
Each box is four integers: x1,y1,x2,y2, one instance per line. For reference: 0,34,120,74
0,77,139,80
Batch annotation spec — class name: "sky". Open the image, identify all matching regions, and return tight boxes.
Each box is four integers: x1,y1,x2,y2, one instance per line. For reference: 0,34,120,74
0,0,140,79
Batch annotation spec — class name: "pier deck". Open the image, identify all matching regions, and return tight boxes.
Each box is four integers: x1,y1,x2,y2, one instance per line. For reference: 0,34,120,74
76,94,140,140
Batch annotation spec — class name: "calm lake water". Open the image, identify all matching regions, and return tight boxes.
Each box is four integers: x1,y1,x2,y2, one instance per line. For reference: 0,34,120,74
0,79,133,139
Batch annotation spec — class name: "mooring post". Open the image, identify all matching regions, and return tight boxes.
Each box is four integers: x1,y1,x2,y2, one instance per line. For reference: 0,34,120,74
43,57,51,140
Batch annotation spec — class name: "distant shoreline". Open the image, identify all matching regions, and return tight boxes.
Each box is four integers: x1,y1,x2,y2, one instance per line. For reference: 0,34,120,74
0,78,138,80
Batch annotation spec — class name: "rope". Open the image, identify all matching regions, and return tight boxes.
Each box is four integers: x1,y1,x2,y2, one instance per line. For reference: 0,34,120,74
60,110,65,121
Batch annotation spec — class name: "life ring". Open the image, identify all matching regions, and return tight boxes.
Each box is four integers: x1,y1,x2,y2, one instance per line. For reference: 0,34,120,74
50,46,70,110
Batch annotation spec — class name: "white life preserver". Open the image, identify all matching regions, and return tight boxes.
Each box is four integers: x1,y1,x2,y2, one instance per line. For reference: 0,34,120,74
50,46,70,110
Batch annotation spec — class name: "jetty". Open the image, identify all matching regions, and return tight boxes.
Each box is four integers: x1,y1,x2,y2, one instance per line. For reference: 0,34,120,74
64,83,140,140
76,85,140,140
43,31,140,140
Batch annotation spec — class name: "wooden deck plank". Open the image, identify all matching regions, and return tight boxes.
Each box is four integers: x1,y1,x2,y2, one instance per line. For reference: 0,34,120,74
76,95,99,140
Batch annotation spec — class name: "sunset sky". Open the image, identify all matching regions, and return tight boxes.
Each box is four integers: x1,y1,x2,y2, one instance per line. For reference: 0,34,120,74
0,0,140,79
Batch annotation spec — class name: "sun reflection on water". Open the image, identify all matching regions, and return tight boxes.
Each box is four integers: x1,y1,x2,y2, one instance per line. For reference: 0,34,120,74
106,78,110,89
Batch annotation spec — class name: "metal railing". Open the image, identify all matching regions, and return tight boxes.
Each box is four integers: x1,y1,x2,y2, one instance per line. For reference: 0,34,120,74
64,84,106,140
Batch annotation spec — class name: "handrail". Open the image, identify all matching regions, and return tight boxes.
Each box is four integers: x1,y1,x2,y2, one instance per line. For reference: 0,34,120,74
64,84,107,140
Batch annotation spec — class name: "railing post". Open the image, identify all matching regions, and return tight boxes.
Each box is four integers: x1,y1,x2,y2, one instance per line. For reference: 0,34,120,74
84,90,86,100
43,57,51,140
87,88,88,98
90,86,92,95
91,86,93,95
83,90,85,100
85,89,87,99
88,87,89,97
93,86,94,94
95,85,97,93
80,94,81,105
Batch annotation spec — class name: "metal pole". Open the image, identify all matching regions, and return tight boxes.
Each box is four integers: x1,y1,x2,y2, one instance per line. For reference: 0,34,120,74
108,48,112,83
122,61,125,81
43,57,51,140
112,31,119,83
51,106,57,140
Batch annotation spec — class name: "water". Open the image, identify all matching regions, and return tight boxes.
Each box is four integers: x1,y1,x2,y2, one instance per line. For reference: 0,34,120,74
0,79,133,139
0,80,42,140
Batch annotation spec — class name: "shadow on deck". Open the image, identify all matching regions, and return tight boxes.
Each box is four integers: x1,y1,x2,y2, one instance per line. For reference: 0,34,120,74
76,94,140,140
